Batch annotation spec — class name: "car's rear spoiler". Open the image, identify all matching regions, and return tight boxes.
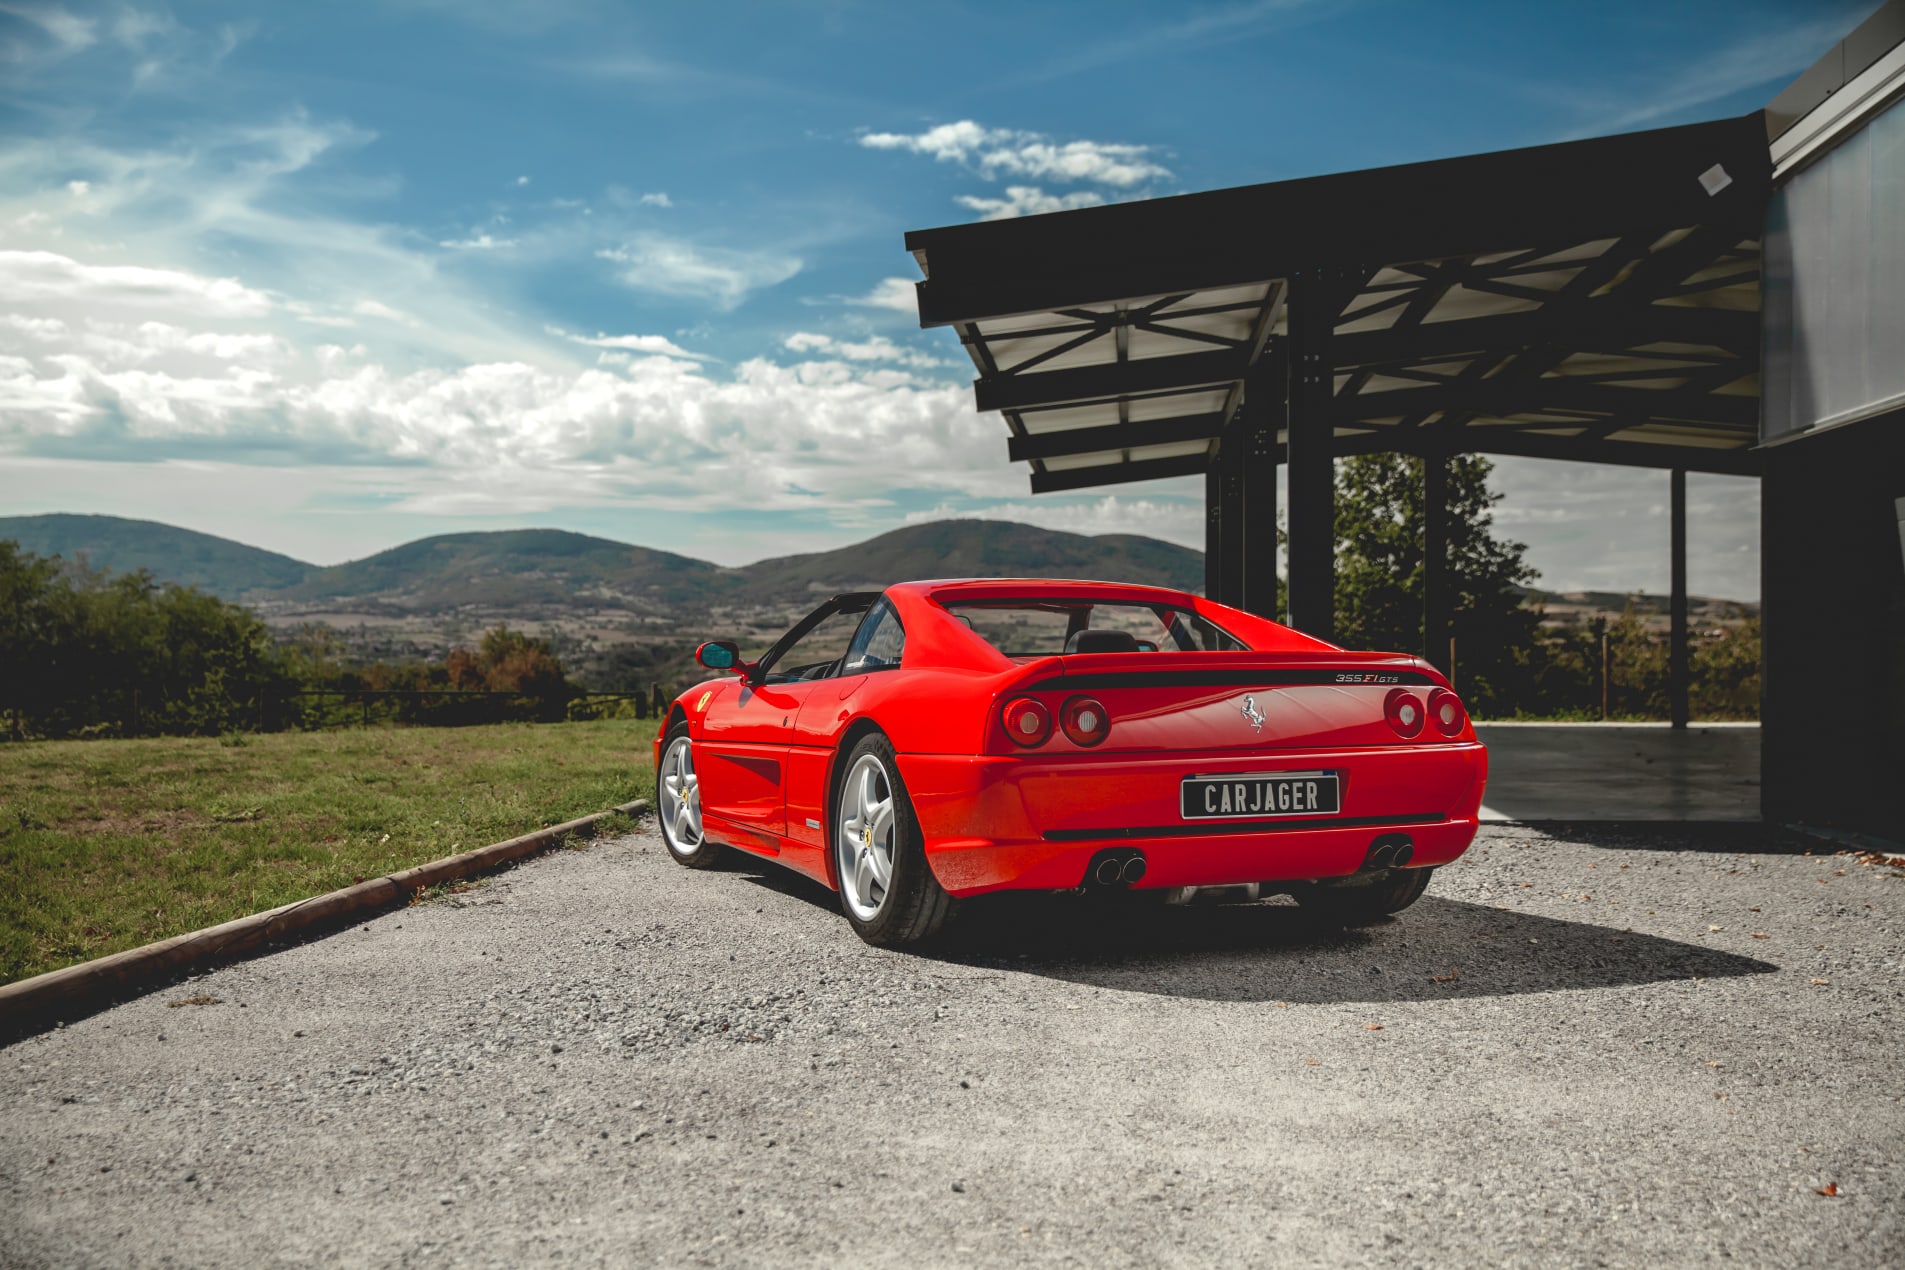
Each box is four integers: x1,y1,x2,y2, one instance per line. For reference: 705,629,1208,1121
1008,651,1447,692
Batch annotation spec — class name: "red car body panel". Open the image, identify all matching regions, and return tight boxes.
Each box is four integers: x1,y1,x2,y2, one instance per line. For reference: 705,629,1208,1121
656,578,1487,897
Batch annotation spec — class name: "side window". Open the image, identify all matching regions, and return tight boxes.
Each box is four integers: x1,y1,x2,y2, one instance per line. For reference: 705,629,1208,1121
766,608,865,683
842,600,905,673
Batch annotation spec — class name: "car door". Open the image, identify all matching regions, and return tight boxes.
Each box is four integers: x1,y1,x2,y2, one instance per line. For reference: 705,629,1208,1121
694,595,875,850
787,597,907,857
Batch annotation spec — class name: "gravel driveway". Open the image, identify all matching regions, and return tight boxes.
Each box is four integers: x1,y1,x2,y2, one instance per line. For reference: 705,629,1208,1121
3,821,1901,1268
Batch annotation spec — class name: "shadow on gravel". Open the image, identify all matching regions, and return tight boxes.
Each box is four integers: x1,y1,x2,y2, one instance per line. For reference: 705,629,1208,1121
728,862,1777,1004
1493,822,1824,855
923,894,1778,1003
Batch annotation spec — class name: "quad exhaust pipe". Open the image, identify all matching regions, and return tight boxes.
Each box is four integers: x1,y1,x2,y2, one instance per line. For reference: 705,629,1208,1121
1087,848,1148,888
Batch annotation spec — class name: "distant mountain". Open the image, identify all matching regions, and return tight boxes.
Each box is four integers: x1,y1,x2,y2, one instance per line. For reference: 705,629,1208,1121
0,514,1207,614
0,513,313,598
7,513,1763,624
278,529,733,611
736,519,1206,603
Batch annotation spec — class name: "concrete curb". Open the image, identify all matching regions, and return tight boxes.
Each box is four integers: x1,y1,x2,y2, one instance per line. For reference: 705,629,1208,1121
0,799,649,1043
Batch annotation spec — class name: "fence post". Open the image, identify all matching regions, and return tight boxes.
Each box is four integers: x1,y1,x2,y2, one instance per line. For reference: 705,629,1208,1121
1447,636,1457,691
362,694,370,728
650,682,663,717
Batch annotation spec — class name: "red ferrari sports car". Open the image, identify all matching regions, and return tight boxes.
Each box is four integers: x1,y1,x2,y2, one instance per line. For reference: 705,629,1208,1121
653,579,1487,946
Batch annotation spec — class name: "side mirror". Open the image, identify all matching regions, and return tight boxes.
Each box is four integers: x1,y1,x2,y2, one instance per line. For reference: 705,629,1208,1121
695,641,742,672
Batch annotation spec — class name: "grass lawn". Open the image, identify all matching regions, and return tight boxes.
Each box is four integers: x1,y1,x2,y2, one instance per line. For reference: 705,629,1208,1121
0,719,660,985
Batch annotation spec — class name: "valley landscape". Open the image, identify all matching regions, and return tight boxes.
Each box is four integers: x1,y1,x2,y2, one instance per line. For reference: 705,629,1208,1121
3,512,1757,703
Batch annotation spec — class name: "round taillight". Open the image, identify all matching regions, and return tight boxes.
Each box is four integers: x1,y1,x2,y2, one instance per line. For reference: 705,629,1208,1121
1059,695,1111,747
1428,687,1466,737
1384,688,1425,739
1001,697,1052,747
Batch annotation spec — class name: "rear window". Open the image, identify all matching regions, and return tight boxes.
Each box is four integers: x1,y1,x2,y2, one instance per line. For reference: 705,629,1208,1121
944,600,1247,658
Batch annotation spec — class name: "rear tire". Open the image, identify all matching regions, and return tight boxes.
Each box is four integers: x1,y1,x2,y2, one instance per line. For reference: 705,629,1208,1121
657,723,726,869
1292,867,1433,926
833,731,958,947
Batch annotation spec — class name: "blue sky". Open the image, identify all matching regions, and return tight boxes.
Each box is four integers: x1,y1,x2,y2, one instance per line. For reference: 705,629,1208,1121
0,0,1871,597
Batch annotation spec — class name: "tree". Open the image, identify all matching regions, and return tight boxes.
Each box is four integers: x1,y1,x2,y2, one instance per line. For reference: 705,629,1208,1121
1330,453,1541,715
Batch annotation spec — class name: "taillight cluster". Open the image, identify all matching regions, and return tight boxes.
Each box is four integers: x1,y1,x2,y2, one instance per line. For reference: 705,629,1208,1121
1001,695,1110,748
1385,687,1467,739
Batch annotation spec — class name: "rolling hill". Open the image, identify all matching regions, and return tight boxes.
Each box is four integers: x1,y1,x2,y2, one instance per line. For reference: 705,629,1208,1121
278,529,734,611
0,513,313,598
734,519,1206,603
0,515,1207,612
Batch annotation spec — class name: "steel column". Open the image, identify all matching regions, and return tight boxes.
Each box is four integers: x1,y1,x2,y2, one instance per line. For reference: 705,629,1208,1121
1286,273,1338,641
1669,467,1689,728
1204,459,1223,599
1240,356,1282,619
1218,432,1246,607
1423,451,1451,672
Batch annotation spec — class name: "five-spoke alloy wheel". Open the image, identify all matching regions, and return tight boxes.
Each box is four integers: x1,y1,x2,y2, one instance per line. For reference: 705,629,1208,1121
836,752,897,921
658,723,725,868
831,731,957,946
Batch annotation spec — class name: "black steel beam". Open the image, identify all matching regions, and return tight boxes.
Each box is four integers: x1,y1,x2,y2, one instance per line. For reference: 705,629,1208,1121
1334,381,1759,429
1005,412,1227,463
1330,303,1759,369
908,115,1771,326
1334,426,1764,476
975,349,1249,414
1029,452,1211,494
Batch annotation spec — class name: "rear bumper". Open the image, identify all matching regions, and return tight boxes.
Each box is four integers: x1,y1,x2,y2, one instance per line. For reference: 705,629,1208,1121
897,743,1486,896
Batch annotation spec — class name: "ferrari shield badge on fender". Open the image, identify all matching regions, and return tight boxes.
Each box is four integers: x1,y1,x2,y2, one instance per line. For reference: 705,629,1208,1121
695,690,712,712
1240,694,1265,732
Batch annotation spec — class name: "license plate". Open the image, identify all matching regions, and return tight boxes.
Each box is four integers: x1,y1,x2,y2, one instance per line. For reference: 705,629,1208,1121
1180,771,1340,820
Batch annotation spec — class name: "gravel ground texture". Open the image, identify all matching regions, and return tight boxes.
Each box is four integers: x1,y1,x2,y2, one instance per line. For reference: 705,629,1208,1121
2,821,1901,1268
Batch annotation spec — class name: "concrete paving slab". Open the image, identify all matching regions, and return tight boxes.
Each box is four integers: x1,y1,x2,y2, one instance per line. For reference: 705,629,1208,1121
1475,723,1760,822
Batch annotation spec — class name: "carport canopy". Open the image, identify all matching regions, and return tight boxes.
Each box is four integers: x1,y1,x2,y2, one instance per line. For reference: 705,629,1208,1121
905,112,1772,690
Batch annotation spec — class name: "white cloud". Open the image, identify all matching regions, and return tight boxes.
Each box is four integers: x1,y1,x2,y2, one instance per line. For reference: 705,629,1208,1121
861,120,1171,188
955,186,1104,221
0,114,561,368
351,299,409,322
847,277,918,313
783,331,942,369
515,175,530,186
1,4,98,58
638,191,672,208
438,233,517,250
1566,12,1860,136
0,249,273,317
550,326,709,361
596,235,801,309
0,256,1012,514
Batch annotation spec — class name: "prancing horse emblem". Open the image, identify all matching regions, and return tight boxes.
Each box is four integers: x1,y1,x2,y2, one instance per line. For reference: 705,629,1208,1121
1240,694,1265,732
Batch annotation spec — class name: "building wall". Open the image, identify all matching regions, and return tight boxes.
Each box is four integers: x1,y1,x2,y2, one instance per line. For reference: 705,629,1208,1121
1760,415,1905,836
1760,79,1905,839
1763,93,1905,439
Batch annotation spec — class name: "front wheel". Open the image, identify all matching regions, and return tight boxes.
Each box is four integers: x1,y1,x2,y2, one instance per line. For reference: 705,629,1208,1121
833,732,957,947
657,724,726,869
1291,867,1433,926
